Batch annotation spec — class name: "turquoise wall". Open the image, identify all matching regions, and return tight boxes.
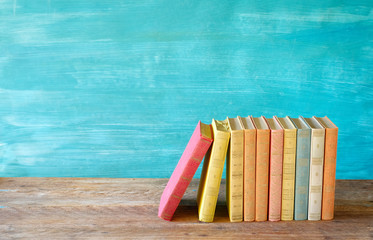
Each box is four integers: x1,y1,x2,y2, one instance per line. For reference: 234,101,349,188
0,0,372,179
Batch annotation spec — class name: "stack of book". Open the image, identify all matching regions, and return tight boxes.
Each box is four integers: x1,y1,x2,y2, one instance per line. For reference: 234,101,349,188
158,116,338,222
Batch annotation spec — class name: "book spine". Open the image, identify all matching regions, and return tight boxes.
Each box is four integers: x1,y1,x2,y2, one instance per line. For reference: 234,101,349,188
198,131,230,222
158,131,212,221
294,129,311,220
281,129,297,221
227,131,244,222
226,142,231,220
268,129,283,221
308,129,325,220
243,129,256,221
255,129,270,221
322,127,338,220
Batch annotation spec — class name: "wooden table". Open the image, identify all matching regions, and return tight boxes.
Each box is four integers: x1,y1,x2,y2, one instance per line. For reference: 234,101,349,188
0,178,372,239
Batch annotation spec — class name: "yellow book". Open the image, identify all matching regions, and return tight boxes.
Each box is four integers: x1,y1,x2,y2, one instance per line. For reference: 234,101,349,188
276,116,297,221
197,119,230,222
226,117,244,222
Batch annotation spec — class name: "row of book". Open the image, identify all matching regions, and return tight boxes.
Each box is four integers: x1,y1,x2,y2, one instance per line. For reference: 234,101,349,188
158,116,338,222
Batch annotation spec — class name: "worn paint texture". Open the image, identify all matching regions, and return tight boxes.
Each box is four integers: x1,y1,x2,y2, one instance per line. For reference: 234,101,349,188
0,1,372,178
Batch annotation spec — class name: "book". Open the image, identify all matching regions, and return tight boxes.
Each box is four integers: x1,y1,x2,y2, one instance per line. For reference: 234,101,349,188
158,121,213,221
251,116,270,221
197,119,230,222
302,116,325,221
238,116,256,222
315,116,338,220
226,117,244,222
265,116,284,222
276,116,297,221
290,117,311,221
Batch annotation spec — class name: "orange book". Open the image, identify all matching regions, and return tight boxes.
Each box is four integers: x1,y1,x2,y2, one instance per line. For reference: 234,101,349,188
251,116,270,221
316,116,338,220
238,116,256,222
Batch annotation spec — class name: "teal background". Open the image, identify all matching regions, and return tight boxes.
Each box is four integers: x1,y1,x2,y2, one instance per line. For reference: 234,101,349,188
0,0,372,179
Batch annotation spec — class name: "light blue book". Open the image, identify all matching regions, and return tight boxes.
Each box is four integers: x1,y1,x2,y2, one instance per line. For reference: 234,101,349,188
290,117,311,220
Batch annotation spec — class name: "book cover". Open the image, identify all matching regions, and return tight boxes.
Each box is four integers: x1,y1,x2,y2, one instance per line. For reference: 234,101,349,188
226,117,244,222
197,119,230,222
158,121,213,221
303,116,325,221
276,116,297,221
290,117,311,221
315,116,338,220
265,116,284,222
238,116,256,222
251,116,270,221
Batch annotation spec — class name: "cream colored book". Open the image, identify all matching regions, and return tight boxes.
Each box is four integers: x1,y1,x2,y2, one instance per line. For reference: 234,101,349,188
276,116,297,221
197,119,230,222
226,117,244,222
302,116,325,221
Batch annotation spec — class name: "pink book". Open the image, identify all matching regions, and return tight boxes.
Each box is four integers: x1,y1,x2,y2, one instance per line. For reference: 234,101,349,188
158,121,213,221
266,117,284,221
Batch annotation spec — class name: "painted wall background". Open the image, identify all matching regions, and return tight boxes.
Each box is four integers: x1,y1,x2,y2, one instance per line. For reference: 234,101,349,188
0,0,372,179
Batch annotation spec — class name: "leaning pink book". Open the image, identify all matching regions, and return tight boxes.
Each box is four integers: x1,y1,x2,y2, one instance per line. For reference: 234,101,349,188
158,121,213,221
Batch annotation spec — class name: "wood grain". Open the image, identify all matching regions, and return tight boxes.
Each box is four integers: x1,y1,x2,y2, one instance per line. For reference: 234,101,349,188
0,0,372,179
0,178,372,239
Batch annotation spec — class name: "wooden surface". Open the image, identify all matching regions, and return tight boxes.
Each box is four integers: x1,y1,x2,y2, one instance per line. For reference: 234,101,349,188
0,178,372,239
1,0,372,179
